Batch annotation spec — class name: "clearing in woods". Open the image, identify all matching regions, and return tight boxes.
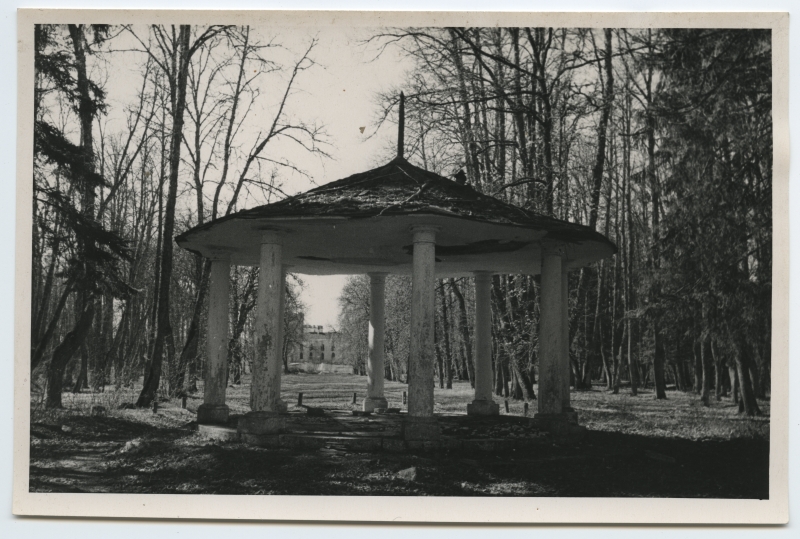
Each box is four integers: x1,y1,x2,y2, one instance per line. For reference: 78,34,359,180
29,373,770,497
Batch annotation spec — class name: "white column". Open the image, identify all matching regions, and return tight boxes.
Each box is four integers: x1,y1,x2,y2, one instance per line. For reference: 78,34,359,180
467,271,499,415
239,231,287,435
364,273,388,411
274,266,288,412
404,225,440,440
537,246,565,416
197,256,230,424
561,265,572,412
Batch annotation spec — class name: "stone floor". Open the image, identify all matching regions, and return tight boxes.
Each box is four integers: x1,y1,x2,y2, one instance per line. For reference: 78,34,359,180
199,409,584,453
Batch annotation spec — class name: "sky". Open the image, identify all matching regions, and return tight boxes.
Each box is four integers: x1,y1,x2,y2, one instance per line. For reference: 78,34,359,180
101,25,414,329
261,27,411,328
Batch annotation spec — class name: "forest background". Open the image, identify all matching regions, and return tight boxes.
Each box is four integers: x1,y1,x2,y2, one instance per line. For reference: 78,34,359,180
29,21,772,418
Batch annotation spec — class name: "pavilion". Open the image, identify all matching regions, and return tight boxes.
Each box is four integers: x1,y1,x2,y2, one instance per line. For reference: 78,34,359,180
176,96,616,442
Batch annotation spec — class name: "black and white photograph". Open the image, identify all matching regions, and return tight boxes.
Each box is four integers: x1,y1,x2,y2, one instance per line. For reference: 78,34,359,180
12,8,789,524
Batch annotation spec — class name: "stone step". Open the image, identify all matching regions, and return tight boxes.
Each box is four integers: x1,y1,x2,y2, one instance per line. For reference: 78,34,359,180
199,426,560,453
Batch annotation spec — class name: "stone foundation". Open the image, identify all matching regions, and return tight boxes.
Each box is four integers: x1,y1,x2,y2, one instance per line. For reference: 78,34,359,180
363,396,389,412
466,399,500,416
197,403,229,424
238,411,286,435
197,411,578,451
401,416,440,441
198,423,239,442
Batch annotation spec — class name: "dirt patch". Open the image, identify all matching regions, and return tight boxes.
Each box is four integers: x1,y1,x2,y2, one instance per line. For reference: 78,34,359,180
30,410,768,497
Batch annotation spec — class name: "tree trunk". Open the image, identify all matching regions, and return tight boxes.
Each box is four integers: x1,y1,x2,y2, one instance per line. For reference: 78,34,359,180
732,336,761,416
712,341,723,401
700,339,712,406
32,226,62,350
589,28,615,231
612,322,623,394
640,31,667,401
438,284,454,389
627,320,637,395
31,284,73,372
749,364,764,400
171,260,211,396
46,303,95,408
137,25,192,407
525,28,556,214
693,341,703,394
449,278,475,388
508,29,532,183
448,29,482,188
95,300,129,392
46,25,99,404
72,343,89,393
502,358,511,398
729,363,740,404
434,316,444,389
510,358,534,401
494,341,503,396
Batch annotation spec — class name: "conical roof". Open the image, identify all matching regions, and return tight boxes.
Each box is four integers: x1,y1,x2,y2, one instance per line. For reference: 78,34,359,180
176,156,615,276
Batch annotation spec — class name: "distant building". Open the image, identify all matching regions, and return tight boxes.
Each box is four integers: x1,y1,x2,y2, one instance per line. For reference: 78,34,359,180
288,324,351,374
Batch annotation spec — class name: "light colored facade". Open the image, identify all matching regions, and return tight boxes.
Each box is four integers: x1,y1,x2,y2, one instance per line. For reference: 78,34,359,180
289,325,349,372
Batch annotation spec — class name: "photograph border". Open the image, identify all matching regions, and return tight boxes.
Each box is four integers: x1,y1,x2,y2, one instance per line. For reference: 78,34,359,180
12,8,790,524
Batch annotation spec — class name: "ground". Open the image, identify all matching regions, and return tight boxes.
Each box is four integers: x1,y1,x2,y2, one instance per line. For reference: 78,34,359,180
29,373,770,497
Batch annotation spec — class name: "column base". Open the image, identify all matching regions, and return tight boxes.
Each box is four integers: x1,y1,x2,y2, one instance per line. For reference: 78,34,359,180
238,411,286,435
275,400,289,413
467,399,500,416
197,403,229,424
402,416,440,441
362,396,388,412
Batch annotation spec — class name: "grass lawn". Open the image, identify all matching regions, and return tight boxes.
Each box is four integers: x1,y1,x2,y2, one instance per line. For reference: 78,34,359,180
29,372,770,497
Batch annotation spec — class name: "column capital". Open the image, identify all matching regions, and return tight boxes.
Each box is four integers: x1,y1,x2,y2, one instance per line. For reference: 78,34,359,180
473,270,493,281
410,225,440,243
258,227,291,244
206,251,233,262
367,272,389,281
541,242,567,258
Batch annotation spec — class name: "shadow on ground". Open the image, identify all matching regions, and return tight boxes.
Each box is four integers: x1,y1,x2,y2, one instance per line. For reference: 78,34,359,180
29,412,769,498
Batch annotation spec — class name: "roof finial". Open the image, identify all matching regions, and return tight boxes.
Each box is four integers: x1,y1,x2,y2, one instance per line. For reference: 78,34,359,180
397,92,405,159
